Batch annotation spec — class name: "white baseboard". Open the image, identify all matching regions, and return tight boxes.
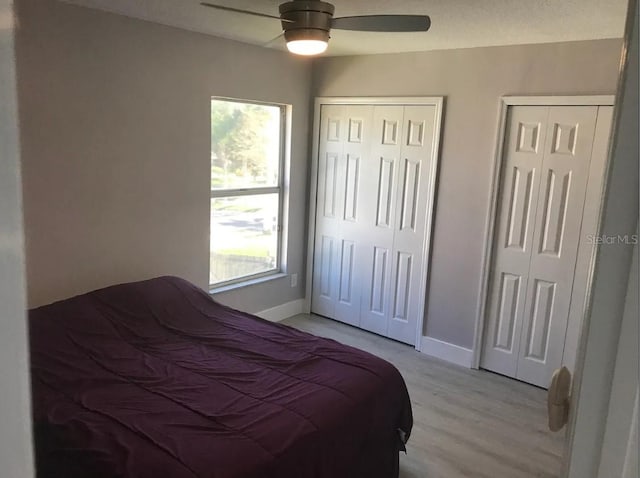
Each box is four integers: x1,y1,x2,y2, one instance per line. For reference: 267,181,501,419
256,299,306,322
420,336,474,368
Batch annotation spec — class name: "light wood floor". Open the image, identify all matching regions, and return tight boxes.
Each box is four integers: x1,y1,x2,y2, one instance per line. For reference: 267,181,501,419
282,314,564,478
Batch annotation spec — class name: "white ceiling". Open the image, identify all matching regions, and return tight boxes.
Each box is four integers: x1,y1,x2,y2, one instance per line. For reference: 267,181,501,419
61,0,628,56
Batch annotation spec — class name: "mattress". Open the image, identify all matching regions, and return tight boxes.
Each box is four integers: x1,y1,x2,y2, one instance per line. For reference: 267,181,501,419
30,276,412,478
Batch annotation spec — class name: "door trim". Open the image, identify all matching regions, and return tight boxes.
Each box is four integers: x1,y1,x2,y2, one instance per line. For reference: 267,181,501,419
471,95,616,369
304,96,444,350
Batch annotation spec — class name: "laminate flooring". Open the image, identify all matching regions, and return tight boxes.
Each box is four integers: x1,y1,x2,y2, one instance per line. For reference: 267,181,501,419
281,314,565,478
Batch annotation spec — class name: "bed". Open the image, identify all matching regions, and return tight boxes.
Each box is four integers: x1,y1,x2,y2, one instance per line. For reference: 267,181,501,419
30,276,413,478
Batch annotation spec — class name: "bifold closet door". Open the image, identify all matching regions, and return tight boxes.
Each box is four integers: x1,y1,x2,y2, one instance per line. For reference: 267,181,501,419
480,106,548,379
515,106,598,387
311,104,373,327
385,106,438,344
312,103,439,346
481,105,600,388
358,105,404,337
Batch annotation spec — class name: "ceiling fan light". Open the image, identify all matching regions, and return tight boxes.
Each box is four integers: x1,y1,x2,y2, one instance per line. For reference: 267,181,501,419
286,39,328,55
284,28,330,56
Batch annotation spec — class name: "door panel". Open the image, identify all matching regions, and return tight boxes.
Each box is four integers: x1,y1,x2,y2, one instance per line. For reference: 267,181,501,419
399,158,420,231
318,236,337,296
493,272,522,351
376,158,395,227
537,169,571,256
505,167,535,251
311,105,345,318
516,106,597,387
322,152,339,218
392,251,413,321
360,105,404,336
343,155,360,221
312,105,373,326
338,240,356,304
369,246,390,314
523,278,555,360
481,106,548,377
387,105,437,344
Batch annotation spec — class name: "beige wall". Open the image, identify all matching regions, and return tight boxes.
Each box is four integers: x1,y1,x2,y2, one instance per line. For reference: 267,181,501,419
0,0,34,475
16,0,312,311
312,39,623,348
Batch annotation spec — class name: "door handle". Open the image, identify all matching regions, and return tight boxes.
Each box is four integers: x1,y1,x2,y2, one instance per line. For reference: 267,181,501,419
548,366,572,432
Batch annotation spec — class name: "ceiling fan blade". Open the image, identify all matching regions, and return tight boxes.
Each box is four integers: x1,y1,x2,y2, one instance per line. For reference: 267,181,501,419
332,15,431,32
200,2,293,22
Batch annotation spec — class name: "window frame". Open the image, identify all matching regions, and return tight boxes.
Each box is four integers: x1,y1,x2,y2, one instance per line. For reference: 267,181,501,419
209,97,287,290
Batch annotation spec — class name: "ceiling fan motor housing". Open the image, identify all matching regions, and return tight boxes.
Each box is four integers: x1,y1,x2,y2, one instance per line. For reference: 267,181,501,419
279,1,335,43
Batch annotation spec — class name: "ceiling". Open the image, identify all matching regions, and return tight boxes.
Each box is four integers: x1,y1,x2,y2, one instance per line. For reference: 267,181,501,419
61,0,628,56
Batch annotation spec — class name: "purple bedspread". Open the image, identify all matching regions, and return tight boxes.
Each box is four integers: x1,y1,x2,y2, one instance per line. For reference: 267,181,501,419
30,276,412,478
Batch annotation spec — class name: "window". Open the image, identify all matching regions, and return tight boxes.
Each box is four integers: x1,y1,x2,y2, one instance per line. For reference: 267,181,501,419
209,98,285,288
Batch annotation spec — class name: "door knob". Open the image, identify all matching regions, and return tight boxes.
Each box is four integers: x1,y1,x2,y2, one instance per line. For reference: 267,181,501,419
548,366,572,432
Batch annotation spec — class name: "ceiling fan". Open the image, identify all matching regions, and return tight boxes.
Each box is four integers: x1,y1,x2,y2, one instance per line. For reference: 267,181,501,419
200,1,431,56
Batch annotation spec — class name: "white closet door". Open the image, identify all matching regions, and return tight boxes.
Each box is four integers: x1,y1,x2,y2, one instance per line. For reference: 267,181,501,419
387,105,438,344
359,105,404,336
312,105,373,326
516,106,597,387
312,101,441,346
481,105,599,388
481,106,549,377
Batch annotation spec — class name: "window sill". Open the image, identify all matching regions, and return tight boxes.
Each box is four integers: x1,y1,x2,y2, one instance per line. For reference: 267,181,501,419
209,272,287,295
